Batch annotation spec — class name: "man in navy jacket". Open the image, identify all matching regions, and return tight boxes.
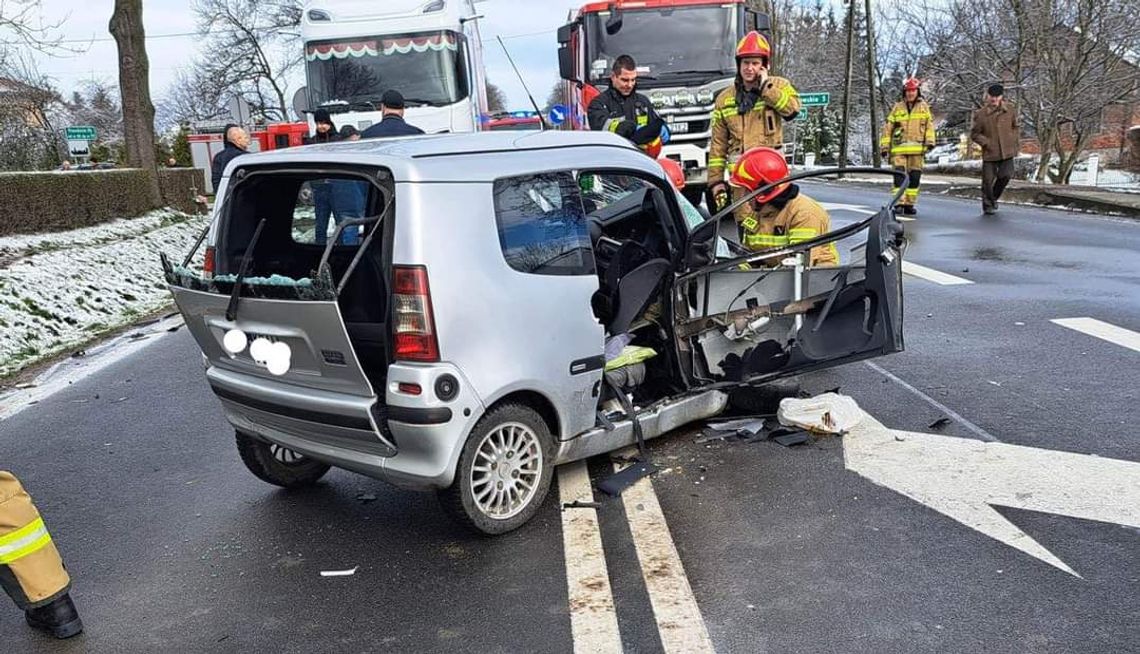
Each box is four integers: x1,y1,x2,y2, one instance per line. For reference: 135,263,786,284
360,90,425,139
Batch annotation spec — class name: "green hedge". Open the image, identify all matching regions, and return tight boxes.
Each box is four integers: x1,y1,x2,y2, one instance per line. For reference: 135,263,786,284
157,167,207,214
0,167,205,237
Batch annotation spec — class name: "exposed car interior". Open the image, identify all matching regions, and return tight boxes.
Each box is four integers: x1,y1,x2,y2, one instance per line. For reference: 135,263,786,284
214,168,394,385
580,175,684,410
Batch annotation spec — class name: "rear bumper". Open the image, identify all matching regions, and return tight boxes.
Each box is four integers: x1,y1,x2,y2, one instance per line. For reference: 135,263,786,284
206,362,485,491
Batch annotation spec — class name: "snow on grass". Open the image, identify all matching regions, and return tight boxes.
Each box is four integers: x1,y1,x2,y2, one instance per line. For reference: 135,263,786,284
0,208,198,263
0,209,208,377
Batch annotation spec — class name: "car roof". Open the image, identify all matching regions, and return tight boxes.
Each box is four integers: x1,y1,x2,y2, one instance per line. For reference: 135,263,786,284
229,130,665,184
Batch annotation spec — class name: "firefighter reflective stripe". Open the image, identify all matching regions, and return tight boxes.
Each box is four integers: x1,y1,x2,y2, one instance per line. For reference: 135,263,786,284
708,156,726,169
744,233,789,249
787,227,819,243
891,143,926,155
0,517,51,564
887,108,933,122
603,118,622,133
771,85,796,112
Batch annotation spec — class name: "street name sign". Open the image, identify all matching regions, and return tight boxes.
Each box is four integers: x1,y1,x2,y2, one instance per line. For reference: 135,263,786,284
65,126,96,141
799,92,830,107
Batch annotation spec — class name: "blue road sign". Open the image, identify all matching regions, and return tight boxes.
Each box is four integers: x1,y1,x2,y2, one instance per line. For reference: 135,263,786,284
548,104,568,126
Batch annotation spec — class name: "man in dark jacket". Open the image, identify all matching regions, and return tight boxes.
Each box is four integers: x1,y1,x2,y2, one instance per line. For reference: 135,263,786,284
303,109,340,244
970,84,1021,215
360,90,425,138
586,54,665,157
210,124,250,192
304,108,338,145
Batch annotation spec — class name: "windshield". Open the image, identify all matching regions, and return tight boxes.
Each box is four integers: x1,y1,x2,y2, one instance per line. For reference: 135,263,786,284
584,6,738,85
305,31,468,107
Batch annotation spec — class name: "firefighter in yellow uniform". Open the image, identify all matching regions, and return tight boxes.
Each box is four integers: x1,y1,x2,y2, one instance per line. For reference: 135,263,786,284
880,78,936,218
728,147,838,267
707,31,801,229
1,471,83,638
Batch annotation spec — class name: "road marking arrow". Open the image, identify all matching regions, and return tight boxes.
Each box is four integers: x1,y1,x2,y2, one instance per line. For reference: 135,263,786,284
844,412,1140,577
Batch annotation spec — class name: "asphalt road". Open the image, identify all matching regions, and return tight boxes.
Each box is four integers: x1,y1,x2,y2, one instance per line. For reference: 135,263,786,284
1,183,1137,653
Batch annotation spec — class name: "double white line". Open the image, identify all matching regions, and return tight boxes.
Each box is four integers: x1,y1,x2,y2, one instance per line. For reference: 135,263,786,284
558,454,715,653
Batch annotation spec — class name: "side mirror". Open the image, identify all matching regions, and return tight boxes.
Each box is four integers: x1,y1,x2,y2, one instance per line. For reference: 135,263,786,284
558,46,577,82
556,23,573,45
753,12,772,32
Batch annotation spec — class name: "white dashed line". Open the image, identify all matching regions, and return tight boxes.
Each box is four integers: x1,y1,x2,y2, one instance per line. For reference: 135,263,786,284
1051,317,1140,354
557,462,623,654
614,449,714,654
902,261,975,286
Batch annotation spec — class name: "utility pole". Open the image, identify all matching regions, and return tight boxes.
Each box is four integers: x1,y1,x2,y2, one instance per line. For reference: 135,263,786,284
838,0,857,172
865,0,881,168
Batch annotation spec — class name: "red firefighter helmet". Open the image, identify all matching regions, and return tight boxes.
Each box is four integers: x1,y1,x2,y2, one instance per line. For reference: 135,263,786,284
657,157,685,190
903,77,921,92
736,31,771,62
728,147,790,204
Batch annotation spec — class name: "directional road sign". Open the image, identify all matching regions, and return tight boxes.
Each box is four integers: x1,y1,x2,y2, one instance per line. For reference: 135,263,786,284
799,92,830,107
65,126,96,141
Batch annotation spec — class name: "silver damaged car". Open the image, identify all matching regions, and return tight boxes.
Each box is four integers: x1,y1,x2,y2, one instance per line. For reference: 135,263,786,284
163,130,905,534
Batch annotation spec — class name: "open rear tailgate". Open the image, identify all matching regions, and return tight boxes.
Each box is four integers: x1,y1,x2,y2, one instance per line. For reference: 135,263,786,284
171,286,376,399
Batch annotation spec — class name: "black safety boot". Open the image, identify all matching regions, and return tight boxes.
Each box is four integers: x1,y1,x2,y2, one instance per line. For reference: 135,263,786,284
904,205,917,216
25,593,83,639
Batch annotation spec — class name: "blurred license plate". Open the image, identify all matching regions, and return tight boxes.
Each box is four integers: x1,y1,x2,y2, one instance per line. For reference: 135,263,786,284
667,120,690,134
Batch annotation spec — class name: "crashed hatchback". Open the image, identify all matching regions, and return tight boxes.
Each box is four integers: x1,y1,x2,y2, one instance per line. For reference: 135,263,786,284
164,130,905,534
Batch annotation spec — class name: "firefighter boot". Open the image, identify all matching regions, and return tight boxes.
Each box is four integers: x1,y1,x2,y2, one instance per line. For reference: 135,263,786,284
25,592,83,639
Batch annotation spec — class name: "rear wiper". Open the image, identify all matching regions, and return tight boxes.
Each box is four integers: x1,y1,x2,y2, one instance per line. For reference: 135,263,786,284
225,218,267,322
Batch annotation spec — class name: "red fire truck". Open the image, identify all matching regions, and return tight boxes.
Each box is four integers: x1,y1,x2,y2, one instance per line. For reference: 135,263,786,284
556,0,770,201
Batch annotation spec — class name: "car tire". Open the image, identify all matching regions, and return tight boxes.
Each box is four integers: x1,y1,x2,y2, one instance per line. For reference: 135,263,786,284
437,403,555,535
235,431,330,488
728,377,803,414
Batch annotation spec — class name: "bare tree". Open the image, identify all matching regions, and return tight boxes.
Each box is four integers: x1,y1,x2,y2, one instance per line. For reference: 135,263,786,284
0,0,73,58
192,0,302,122
110,0,160,204
486,80,507,113
156,68,230,130
0,56,66,169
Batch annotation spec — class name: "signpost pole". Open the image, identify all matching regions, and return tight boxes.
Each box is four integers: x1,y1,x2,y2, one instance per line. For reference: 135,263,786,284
838,0,857,175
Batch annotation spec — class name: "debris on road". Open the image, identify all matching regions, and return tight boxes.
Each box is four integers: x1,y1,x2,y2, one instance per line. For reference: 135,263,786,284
695,417,767,444
928,417,952,430
771,429,810,447
319,566,359,577
777,393,863,435
562,500,602,510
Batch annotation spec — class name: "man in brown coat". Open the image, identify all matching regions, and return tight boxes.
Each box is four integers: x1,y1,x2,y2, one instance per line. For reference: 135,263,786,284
970,84,1020,214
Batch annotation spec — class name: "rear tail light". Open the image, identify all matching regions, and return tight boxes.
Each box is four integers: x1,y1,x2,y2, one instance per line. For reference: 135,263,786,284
203,246,216,279
392,265,439,362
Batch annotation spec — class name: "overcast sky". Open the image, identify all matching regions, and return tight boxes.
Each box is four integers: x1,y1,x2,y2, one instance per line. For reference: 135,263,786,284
25,0,573,113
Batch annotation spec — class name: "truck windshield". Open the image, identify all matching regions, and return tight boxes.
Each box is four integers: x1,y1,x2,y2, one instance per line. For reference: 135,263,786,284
305,31,468,107
584,6,738,86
